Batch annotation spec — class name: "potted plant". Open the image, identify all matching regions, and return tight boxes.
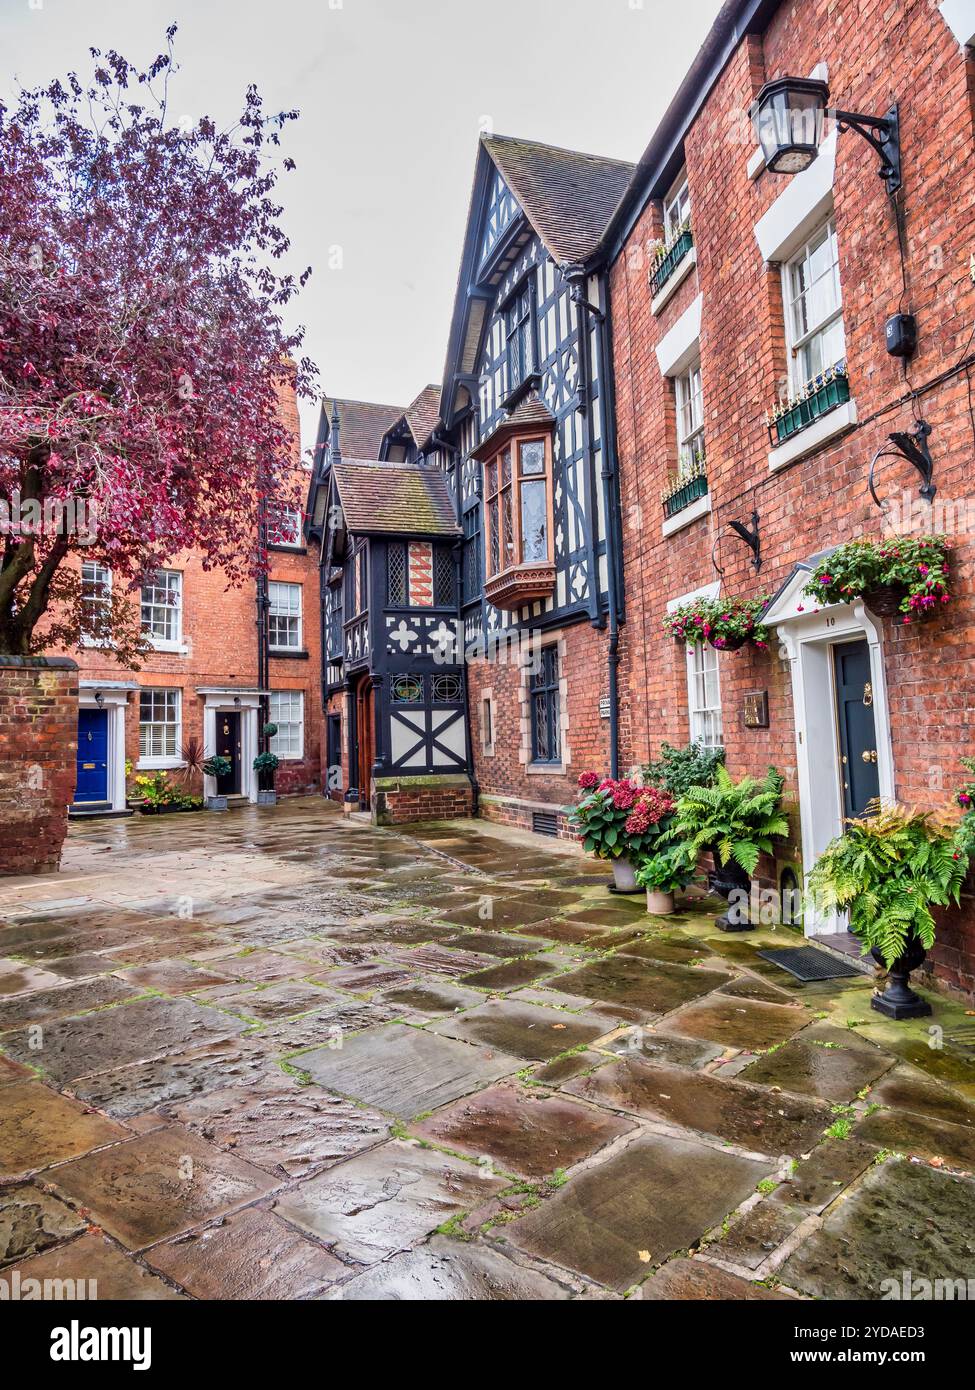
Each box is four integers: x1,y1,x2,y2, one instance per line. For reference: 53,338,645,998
133,770,203,815
635,844,696,915
664,595,772,652
570,774,674,893
643,741,725,799
202,754,232,811
803,536,951,622
808,803,968,1019
254,751,280,806
669,765,789,930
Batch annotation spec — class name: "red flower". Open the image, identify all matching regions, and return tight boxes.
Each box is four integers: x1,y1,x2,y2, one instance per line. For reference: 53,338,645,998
577,771,599,790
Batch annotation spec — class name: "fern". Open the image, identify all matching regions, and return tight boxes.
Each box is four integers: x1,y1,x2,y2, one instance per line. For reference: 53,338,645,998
669,764,789,878
808,802,968,967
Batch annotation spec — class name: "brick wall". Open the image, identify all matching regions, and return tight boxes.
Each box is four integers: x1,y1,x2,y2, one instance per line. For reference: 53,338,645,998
373,774,473,825
610,0,975,994
0,658,78,876
467,618,620,833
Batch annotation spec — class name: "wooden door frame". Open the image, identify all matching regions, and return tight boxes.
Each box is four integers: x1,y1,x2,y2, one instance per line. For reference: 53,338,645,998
353,673,375,811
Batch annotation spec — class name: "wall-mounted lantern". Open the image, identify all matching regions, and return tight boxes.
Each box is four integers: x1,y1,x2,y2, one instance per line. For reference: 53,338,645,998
754,77,901,195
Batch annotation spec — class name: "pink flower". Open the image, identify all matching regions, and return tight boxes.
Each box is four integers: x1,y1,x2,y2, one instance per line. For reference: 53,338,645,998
819,574,833,585
625,810,649,835
613,786,638,811
577,772,599,790
959,793,971,807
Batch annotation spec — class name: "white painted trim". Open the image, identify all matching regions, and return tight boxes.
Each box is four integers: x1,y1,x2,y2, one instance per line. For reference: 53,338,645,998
77,688,129,812
767,399,857,472
941,0,975,47
667,579,720,615
765,592,894,936
655,292,703,378
662,490,711,537
202,692,260,804
754,130,837,264
650,245,697,315
746,146,766,180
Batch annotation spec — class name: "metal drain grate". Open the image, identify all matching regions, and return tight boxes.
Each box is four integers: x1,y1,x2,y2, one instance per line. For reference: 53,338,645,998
757,946,862,982
532,810,559,837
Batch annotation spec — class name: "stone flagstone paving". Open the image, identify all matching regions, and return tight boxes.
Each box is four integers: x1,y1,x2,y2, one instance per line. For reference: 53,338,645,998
1,795,975,1299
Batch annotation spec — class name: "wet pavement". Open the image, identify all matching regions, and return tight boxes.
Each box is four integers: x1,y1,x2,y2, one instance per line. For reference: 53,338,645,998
1,795,975,1300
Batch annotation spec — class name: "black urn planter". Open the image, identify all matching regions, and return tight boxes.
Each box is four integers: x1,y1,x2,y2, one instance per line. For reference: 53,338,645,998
708,858,753,932
869,935,932,1020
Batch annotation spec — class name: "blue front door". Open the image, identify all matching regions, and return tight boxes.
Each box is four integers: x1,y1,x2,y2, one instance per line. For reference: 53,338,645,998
76,709,109,802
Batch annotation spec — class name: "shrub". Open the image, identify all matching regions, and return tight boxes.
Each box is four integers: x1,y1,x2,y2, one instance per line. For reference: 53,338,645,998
570,775,674,861
670,764,789,876
644,742,725,800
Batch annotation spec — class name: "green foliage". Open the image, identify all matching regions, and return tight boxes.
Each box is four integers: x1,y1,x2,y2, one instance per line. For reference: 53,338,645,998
262,722,279,738
634,843,696,894
202,754,232,779
663,594,772,650
669,764,789,877
569,779,674,861
643,741,725,800
807,802,969,968
803,536,950,618
253,751,280,774
133,770,202,812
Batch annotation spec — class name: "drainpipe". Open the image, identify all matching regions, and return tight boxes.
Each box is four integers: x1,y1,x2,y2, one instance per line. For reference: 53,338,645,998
566,265,622,779
563,266,602,628
256,500,270,757
433,422,478,811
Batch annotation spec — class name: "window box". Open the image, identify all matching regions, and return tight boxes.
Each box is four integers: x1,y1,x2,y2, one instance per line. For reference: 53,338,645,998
768,365,850,444
663,472,708,520
649,227,693,298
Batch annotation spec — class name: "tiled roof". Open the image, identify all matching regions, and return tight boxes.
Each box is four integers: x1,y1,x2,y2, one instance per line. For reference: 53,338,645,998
332,460,460,537
404,384,442,449
482,134,635,265
471,391,556,460
323,397,405,461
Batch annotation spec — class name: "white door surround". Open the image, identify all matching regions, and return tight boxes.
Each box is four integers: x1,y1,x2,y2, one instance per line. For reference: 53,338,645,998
763,568,895,935
78,681,134,812
198,688,263,804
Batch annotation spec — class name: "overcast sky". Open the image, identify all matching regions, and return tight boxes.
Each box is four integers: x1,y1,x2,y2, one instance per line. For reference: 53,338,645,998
2,0,725,450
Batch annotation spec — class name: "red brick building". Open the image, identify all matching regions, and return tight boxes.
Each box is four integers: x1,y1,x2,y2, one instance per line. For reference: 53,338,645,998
55,379,323,814
602,0,975,990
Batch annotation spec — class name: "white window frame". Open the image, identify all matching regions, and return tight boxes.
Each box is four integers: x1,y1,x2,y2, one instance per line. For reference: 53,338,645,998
782,217,845,393
80,562,112,647
685,643,723,750
138,687,183,769
675,360,705,477
267,502,303,549
663,171,691,245
481,691,495,757
141,570,183,651
268,581,302,651
268,691,304,760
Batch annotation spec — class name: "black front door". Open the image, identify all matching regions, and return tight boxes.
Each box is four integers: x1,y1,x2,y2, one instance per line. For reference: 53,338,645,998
833,639,880,819
216,712,241,795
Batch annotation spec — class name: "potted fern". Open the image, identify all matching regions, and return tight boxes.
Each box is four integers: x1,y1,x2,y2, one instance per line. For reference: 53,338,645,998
635,843,696,916
808,803,968,1019
669,765,789,930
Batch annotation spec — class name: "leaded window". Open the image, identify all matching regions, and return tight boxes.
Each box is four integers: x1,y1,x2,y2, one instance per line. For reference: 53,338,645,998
432,674,462,703
505,282,535,396
462,507,481,603
434,547,454,607
530,647,561,764
388,542,407,606
483,436,551,579
392,674,423,703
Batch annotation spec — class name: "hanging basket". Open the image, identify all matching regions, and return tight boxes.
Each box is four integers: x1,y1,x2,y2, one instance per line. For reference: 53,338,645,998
709,633,748,652
862,584,906,617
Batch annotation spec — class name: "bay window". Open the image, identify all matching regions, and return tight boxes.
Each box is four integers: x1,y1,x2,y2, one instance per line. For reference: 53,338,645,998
483,435,552,587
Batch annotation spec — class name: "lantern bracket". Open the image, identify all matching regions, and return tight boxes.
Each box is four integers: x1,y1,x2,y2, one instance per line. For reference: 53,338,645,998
868,419,936,510
727,511,762,573
834,104,901,195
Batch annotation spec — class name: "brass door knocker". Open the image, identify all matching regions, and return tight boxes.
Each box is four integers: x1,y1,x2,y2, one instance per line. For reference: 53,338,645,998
863,682,873,707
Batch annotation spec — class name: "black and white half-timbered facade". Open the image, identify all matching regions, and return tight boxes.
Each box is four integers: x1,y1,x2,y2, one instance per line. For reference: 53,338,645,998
310,134,634,830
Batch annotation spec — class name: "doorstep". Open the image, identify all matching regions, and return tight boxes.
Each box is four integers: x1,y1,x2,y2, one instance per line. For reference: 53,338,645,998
68,804,135,820
807,930,874,974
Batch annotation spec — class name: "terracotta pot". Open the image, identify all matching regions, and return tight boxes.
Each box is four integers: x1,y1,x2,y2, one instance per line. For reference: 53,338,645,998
645,889,675,915
862,584,905,617
611,856,639,892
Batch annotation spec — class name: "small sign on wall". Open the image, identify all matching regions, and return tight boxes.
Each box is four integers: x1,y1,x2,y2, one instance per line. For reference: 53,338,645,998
599,697,611,720
743,690,769,729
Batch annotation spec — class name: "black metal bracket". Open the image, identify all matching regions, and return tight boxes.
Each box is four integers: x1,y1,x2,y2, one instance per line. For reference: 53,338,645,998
868,419,937,509
834,103,901,195
727,510,762,572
